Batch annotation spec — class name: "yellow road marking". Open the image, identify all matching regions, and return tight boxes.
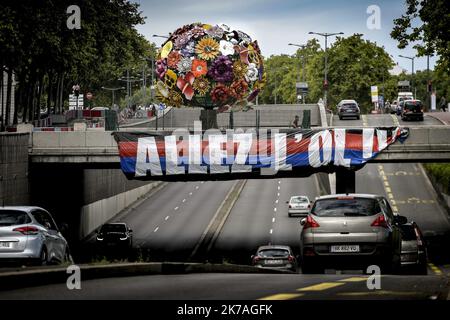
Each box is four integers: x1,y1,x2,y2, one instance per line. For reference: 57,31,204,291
378,165,383,170
390,114,400,126
338,290,418,297
387,193,394,199
385,186,392,193
384,181,390,187
338,277,368,282
428,263,443,275
258,293,304,300
382,175,387,181
392,205,399,212
297,282,345,291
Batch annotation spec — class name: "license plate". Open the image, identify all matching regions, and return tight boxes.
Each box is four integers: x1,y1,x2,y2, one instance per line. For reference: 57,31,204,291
0,242,11,248
330,245,360,253
265,259,283,265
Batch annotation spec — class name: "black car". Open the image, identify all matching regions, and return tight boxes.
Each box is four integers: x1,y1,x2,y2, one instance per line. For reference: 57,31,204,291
399,221,427,274
400,99,424,121
251,245,298,272
96,223,133,251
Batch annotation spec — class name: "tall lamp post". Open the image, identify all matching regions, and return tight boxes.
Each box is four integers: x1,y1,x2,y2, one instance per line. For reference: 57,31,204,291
308,31,344,107
101,86,125,109
398,54,416,97
288,43,307,104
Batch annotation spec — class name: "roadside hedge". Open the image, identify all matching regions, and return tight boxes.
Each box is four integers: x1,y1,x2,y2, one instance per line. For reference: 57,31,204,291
424,164,450,194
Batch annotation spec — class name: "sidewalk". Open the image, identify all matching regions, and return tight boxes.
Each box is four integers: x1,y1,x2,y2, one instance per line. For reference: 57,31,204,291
427,112,450,125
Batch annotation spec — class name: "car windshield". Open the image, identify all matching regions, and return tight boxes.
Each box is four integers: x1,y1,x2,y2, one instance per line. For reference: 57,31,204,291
291,197,308,204
258,249,289,258
0,210,31,226
311,198,381,217
101,224,126,232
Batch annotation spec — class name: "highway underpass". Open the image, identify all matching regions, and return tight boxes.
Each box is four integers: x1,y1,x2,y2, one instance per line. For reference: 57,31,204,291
3,113,450,300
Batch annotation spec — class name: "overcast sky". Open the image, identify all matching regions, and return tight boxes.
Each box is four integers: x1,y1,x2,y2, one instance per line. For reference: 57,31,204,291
134,0,436,71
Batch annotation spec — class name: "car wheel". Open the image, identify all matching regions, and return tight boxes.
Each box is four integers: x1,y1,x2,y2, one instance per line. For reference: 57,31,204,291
356,116,360,120
39,247,48,266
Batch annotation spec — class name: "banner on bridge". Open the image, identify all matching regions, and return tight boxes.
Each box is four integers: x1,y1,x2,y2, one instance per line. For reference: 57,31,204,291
113,127,408,180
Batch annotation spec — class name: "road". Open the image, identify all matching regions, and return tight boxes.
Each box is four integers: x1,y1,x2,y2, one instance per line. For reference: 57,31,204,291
212,176,321,263
115,180,236,261
0,273,448,300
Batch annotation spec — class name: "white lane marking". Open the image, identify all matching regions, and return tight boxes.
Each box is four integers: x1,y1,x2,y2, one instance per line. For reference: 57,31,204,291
154,227,159,233
274,208,277,212
195,186,199,189
272,218,276,223
278,180,281,184
270,229,273,234
189,192,193,196
201,181,204,184
182,199,186,203
275,199,279,204
174,207,179,211
277,193,280,197
165,216,170,221
277,186,281,190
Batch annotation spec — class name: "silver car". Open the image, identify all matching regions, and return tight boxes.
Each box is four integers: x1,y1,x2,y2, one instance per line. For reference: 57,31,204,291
251,245,298,272
0,206,71,265
287,196,311,217
300,194,406,274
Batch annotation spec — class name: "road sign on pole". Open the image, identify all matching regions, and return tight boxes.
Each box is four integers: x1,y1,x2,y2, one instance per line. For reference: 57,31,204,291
370,86,378,103
69,94,84,110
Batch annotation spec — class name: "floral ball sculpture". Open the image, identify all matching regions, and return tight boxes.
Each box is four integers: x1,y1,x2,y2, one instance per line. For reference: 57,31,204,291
155,23,266,110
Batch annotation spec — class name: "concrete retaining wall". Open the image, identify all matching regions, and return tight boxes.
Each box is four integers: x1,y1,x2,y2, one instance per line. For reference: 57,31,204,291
79,181,161,239
0,133,29,205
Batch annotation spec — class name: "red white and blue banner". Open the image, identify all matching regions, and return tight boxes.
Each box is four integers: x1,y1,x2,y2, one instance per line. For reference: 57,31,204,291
113,127,408,180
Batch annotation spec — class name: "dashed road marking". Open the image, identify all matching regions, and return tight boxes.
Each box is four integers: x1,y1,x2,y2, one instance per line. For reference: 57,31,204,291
165,216,170,221
277,193,280,197
338,277,368,282
258,293,304,300
189,192,193,196
182,199,186,203
362,115,368,127
277,186,281,190
391,114,400,126
275,199,279,204
174,206,179,211
153,227,159,233
274,208,277,212
272,218,276,223
195,186,199,189
298,282,345,291
269,229,273,234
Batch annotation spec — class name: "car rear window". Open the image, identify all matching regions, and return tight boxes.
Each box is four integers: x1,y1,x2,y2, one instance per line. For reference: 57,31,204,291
0,210,32,226
342,103,357,108
291,197,308,204
404,101,422,112
101,224,126,232
258,249,290,258
311,198,381,217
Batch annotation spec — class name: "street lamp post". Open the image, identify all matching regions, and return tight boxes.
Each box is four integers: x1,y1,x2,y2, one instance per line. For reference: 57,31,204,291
288,43,307,104
399,54,416,97
308,32,344,107
101,86,125,109
152,34,169,40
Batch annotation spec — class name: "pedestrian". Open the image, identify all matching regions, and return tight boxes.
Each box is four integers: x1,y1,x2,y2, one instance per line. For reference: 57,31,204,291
439,96,447,112
291,115,300,128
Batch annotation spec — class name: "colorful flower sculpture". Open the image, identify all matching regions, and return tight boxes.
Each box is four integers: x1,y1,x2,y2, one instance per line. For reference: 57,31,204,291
155,23,265,109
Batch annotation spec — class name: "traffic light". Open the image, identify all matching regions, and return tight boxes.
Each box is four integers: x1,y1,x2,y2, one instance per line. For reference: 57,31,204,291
323,79,329,90
427,80,432,93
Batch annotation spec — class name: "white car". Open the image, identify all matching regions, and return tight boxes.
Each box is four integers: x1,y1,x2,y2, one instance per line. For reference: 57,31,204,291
287,196,311,217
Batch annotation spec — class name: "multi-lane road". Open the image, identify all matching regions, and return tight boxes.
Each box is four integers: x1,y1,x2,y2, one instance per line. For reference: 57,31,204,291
2,113,450,300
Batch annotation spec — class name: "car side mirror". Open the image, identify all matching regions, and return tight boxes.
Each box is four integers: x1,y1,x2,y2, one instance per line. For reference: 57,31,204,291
300,218,306,226
394,215,407,225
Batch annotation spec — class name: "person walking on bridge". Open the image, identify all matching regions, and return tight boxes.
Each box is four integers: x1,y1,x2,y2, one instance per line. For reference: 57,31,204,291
440,96,447,112
291,115,300,128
